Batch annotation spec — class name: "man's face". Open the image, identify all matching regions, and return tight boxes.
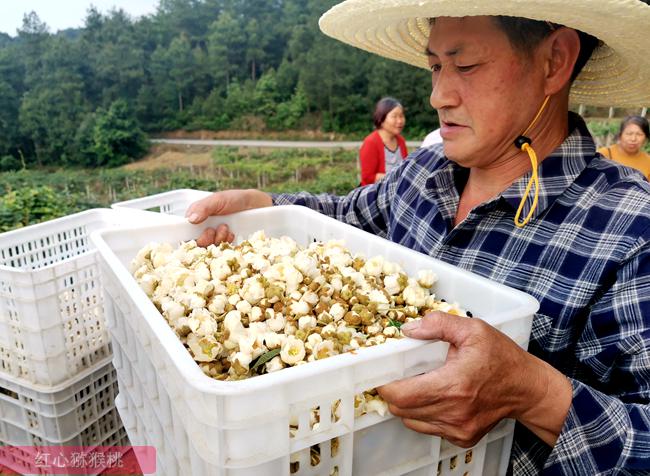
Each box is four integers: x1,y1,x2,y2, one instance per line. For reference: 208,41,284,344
427,17,546,167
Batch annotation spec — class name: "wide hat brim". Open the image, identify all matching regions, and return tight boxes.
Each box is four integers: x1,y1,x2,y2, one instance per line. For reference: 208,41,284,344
319,0,650,107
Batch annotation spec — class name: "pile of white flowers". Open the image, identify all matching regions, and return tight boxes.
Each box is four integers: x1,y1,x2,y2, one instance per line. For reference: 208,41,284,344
131,230,468,386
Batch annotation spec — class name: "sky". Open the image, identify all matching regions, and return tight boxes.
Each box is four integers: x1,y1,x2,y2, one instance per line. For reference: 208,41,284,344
0,0,160,36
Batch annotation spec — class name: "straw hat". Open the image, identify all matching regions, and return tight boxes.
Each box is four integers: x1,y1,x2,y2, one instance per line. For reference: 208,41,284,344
319,0,650,107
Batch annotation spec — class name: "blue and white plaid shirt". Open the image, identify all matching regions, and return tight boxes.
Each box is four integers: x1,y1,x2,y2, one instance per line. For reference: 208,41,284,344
274,113,650,475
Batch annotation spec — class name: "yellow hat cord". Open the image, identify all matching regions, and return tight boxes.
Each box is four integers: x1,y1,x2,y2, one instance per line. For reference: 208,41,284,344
513,95,550,228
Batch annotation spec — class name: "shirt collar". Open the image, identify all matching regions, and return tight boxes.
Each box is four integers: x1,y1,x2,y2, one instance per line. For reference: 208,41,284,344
424,113,597,219
501,113,596,216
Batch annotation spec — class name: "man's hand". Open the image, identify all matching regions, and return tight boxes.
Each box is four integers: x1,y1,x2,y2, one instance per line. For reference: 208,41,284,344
185,189,273,247
378,312,572,448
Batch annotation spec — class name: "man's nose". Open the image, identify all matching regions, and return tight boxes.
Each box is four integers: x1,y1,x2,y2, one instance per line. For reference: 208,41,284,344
430,69,460,110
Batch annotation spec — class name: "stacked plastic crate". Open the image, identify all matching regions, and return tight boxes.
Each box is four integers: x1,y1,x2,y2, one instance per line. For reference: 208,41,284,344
0,208,179,475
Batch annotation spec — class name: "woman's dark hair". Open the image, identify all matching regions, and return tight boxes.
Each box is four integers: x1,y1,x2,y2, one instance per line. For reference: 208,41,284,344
373,97,402,129
618,115,650,140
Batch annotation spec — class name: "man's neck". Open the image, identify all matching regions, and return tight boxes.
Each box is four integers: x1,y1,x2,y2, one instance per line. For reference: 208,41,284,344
454,97,570,225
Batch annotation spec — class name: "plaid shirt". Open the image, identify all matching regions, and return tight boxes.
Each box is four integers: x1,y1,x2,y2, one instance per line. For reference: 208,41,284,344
274,114,650,475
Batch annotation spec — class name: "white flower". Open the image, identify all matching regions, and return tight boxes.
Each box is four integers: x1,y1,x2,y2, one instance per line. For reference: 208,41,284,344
330,303,345,321
150,243,174,268
298,314,317,330
209,257,232,280
187,333,221,362
289,290,303,301
264,332,283,349
383,326,399,337
188,308,218,336
365,397,388,417
194,262,211,281
193,279,214,297
294,251,319,278
330,276,343,292
267,314,286,332
133,264,150,280
321,323,337,338
263,263,303,292
306,333,323,350
383,274,401,296
162,300,185,321
250,306,263,322
138,274,158,297
368,289,390,314
236,299,252,315
361,256,384,277
180,292,206,310
284,322,298,335
424,295,438,309
313,340,336,360
403,284,428,307
207,295,228,315
301,291,319,305
417,270,438,289
265,356,284,373
223,310,244,333
241,277,265,304
382,261,402,275
231,351,253,373
280,336,306,365
291,301,311,317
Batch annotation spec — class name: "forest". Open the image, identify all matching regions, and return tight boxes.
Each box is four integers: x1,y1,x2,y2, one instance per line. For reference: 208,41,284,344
0,0,435,170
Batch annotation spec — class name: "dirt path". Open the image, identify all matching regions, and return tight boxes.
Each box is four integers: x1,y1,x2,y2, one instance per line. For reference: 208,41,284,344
123,145,213,171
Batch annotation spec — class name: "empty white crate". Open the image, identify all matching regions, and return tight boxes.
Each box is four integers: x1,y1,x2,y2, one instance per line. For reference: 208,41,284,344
0,208,181,386
0,357,118,443
92,205,539,475
0,406,128,476
111,189,213,217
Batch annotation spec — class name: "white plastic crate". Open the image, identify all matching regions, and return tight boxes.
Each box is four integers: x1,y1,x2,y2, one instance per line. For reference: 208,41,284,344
0,357,118,444
92,205,538,475
111,189,213,217
115,338,516,476
0,208,182,386
0,407,128,476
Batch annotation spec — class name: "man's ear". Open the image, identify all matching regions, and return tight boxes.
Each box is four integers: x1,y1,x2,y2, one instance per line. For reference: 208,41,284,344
542,27,581,96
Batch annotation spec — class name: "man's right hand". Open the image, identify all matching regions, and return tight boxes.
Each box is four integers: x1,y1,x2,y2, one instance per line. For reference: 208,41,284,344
185,189,273,247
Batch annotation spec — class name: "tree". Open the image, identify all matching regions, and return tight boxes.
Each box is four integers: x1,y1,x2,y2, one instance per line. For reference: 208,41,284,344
207,10,246,89
91,100,149,167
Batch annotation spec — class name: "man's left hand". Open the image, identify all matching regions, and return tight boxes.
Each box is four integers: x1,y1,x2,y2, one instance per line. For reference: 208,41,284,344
378,311,571,448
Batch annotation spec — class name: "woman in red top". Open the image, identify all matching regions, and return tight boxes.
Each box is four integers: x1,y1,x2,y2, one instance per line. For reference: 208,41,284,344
359,97,408,185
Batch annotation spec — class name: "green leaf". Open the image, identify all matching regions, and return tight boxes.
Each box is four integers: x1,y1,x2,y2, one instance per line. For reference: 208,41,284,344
388,319,402,329
250,348,281,374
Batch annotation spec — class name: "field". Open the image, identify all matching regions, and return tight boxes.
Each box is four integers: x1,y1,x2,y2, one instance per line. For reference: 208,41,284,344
0,147,359,232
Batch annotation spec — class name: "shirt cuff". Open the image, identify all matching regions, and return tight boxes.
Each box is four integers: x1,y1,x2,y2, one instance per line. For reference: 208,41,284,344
543,378,629,474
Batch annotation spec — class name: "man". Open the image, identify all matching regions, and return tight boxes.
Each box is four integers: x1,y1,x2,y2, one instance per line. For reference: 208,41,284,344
186,1,650,473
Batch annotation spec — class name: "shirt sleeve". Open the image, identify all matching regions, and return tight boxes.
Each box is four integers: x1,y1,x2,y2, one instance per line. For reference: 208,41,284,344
359,134,381,186
542,236,650,475
271,176,397,239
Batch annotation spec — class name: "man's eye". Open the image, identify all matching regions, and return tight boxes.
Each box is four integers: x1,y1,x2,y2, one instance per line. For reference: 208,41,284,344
430,64,441,73
457,64,476,73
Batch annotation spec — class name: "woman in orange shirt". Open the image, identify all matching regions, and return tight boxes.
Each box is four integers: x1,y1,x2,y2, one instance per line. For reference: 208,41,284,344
359,97,408,186
598,115,650,179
